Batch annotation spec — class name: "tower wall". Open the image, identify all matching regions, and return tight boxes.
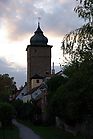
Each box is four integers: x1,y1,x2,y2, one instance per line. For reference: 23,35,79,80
27,45,52,91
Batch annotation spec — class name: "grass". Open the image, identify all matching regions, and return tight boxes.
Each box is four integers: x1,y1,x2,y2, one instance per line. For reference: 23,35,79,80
0,125,20,139
19,120,87,139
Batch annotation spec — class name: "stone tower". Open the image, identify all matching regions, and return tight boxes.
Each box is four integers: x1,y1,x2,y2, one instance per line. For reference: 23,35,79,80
26,23,53,92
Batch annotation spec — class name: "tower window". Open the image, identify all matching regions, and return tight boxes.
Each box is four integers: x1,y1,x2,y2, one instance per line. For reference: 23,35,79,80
36,79,39,83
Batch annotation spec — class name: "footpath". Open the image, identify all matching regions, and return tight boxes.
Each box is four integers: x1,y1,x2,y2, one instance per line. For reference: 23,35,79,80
13,119,42,139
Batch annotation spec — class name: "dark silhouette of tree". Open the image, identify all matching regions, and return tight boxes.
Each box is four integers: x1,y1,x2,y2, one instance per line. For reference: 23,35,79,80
0,74,17,102
62,0,93,62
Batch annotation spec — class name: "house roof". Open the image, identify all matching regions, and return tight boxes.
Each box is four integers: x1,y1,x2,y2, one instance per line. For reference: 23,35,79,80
31,82,47,100
15,85,27,99
55,70,63,75
55,70,68,78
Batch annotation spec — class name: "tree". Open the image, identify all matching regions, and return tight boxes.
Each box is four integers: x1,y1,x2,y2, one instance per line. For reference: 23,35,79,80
0,74,17,102
47,75,68,103
75,0,93,22
62,0,93,62
12,100,37,123
50,59,93,126
46,75,68,125
47,75,67,93
0,102,15,127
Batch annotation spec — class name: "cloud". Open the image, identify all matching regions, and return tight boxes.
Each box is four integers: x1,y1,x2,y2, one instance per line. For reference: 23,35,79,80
0,57,26,88
0,0,85,89
41,0,84,36
0,0,84,41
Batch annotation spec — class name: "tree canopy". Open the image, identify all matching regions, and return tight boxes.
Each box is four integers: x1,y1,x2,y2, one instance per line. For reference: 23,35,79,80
75,0,93,21
54,59,93,125
62,0,93,62
47,1,93,133
0,74,17,102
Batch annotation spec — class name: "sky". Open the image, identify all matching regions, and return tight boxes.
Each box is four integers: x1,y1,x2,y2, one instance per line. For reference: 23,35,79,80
0,0,84,88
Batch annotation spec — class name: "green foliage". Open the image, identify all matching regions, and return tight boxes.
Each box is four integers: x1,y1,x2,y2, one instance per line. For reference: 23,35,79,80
12,100,37,122
12,100,23,118
75,0,93,22
62,0,93,62
62,24,93,62
0,91,10,102
0,126,20,139
47,75,67,98
20,120,85,139
50,59,93,126
0,74,17,102
0,102,15,127
47,76,68,125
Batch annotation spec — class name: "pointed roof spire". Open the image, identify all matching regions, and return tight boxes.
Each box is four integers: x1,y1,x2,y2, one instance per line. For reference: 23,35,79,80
38,21,40,28
34,17,43,34
52,62,55,75
30,18,48,45
38,17,41,27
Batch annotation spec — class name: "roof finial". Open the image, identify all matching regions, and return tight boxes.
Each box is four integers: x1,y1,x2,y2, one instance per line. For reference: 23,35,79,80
52,62,55,75
38,17,41,27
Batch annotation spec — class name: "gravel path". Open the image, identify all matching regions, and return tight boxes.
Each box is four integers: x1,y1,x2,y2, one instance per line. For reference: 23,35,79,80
13,119,41,139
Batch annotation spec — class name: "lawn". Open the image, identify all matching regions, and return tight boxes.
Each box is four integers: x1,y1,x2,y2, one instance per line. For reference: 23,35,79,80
30,125,86,139
0,126,20,139
19,120,86,139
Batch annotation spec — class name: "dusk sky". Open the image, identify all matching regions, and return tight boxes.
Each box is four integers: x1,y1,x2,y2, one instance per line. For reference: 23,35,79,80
0,0,84,87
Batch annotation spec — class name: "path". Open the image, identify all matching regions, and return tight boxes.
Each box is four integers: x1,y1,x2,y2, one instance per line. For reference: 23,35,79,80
12,119,42,139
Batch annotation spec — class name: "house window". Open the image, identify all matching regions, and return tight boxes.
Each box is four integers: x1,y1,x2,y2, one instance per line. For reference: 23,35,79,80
36,79,39,83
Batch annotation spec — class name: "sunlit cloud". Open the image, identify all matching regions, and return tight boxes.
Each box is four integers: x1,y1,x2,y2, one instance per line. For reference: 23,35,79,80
0,0,84,41
0,0,84,86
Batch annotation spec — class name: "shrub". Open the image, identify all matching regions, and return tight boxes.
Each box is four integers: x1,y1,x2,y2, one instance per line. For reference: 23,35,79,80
12,100,35,121
0,102,15,127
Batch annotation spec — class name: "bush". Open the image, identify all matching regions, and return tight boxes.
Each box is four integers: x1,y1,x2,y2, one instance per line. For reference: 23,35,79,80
49,59,93,126
12,100,35,122
0,102,15,127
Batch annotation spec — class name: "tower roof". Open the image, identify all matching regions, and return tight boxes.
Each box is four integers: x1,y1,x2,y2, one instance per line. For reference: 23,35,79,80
30,22,48,46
